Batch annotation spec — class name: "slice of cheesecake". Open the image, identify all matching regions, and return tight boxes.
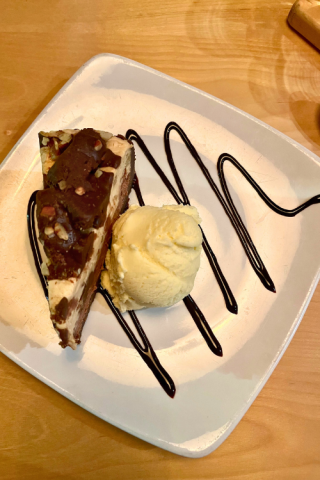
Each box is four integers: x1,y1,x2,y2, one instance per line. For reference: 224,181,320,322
36,128,134,349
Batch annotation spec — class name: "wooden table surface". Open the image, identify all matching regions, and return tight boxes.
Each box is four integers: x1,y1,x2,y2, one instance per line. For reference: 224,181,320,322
1,0,320,478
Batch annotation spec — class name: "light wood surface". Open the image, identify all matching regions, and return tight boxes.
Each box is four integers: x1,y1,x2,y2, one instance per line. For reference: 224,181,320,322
1,1,320,478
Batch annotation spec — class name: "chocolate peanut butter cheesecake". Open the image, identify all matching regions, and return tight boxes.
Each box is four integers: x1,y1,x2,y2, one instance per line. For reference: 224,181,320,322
36,128,135,349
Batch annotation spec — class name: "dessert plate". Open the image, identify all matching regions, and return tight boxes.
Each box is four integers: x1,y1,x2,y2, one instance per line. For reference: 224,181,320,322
1,53,320,458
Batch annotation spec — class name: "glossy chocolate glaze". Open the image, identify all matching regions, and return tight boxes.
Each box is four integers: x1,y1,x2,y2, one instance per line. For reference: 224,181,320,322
36,129,118,281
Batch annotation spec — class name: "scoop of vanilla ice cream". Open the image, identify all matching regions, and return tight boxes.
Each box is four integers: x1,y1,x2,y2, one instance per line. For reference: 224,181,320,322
101,204,203,312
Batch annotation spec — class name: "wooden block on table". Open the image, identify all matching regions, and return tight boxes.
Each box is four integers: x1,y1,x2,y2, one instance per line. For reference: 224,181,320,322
288,0,320,50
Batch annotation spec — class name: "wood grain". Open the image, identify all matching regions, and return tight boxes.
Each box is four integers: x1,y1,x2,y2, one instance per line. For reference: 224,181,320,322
1,0,320,478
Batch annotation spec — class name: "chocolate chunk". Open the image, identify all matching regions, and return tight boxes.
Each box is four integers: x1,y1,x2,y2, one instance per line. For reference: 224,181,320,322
101,148,121,169
55,297,69,321
47,128,107,192
57,327,69,348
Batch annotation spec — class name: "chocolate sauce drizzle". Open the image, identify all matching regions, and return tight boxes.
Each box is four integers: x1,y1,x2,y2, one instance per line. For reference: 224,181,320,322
27,191,48,299
218,152,320,216
98,286,176,397
27,121,320,399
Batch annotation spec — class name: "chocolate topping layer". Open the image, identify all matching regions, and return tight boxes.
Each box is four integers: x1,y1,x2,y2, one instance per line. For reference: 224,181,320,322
47,129,106,191
36,128,121,280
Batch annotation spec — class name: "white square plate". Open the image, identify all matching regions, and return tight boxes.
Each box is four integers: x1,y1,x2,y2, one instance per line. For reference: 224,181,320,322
1,54,320,458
